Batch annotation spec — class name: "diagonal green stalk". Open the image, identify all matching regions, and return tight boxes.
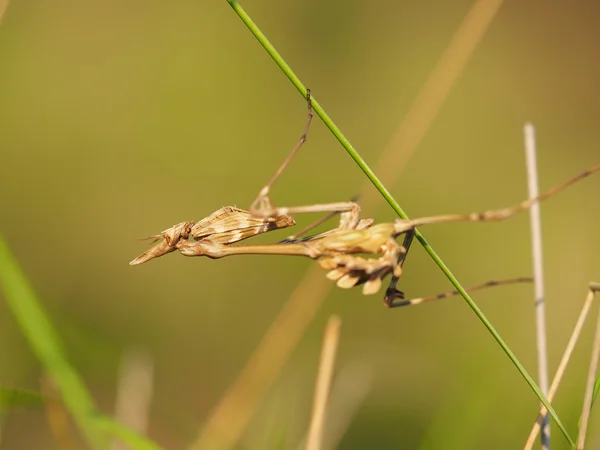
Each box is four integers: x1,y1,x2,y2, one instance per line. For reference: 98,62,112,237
91,413,161,450
225,0,575,447
0,236,160,450
0,235,107,449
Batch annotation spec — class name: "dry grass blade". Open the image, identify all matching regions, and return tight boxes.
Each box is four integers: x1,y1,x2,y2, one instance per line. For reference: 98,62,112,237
300,365,372,450
577,283,600,449
359,0,505,214
111,350,154,450
189,269,333,450
523,283,600,450
0,0,8,24
306,316,342,450
191,2,504,448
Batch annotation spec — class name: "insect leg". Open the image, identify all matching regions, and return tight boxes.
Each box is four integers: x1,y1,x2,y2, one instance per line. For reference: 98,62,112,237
384,229,415,306
386,277,533,308
251,90,313,217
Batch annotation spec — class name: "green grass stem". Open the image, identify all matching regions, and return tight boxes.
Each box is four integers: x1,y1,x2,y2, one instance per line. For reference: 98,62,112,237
0,235,107,448
225,1,574,446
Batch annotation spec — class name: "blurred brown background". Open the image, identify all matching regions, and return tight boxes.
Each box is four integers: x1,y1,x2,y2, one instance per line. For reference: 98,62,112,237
1,0,600,448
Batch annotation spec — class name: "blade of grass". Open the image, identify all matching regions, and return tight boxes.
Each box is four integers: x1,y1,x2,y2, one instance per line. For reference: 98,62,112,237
592,375,600,408
225,0,573,446
0,387,45,409
0,234,107,449
0,236,162,450
91,415,161,450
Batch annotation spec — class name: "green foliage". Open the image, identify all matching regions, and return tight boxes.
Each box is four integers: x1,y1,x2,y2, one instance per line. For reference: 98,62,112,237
0,236,159,449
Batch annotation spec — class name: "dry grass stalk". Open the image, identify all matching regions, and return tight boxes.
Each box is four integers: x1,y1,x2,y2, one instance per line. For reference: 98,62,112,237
524,123,550,449
111,349,154,450
299,364,372,450
523,283,600,450
0,0,9,24
576,282,600,449
306,316,342,450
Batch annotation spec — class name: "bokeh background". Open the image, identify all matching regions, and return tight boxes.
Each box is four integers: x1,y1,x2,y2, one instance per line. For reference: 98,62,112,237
1,1,600,448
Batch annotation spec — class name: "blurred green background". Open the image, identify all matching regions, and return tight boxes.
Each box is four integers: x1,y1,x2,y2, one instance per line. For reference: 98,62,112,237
1,1,600,448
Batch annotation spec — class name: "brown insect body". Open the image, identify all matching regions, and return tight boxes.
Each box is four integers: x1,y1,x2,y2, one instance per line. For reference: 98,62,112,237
190,207,295,244
131,90,599,306
130,207,295,266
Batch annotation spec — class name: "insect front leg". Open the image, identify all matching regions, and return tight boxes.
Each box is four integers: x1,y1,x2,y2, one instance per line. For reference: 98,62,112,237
250,89,313,218
384,229,415,307
247,89,368,233
256,201,364,231
385,277,533,308
176,239,320,259
279,195,373,243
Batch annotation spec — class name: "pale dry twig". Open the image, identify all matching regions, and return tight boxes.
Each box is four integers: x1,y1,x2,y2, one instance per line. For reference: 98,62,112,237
523,283,600,450
306,316,341,450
